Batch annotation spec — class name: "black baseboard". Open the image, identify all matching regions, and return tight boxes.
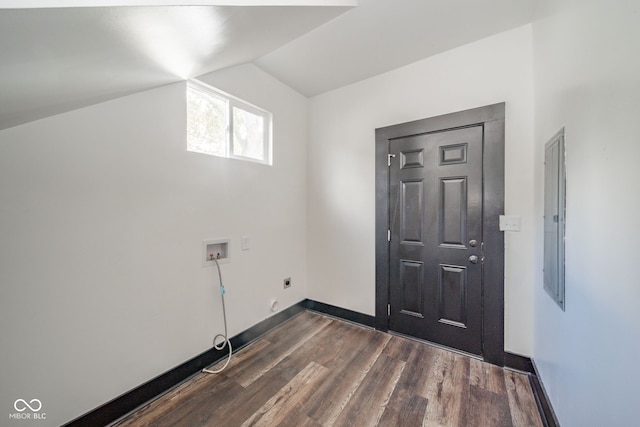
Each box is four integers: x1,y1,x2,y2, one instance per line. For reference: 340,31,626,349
63,300,307,427
302,299,376,327
503,352,559,427
530,360,561,427
504,351,535,373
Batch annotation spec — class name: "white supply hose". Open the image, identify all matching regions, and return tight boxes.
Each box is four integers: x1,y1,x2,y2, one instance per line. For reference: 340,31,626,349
202,257,232,374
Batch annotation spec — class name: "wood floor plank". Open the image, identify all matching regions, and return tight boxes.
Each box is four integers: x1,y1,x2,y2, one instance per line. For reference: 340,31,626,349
390,336,442,399
298,320,365,368
115,311,545,427
241,362,329,427
468,385,513,427
136,356,287,427
505,370,544,427
423,352,470,427
469,358,508,395
192,359,294,426
302,329,391,425
192,333,334,425
258,311,324,345
202,338,271,373
378,387,428,427
382,334,418,362
312,321,380,370
332,353,405,427
260,320,339,382
203,311,326,377
200,318,345,425
115,365,240,426
136,314,332,426
144,376,243,427
227,313,331,387
268,412,321,427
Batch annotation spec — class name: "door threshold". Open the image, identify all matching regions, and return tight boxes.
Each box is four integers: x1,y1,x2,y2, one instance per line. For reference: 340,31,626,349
388,330,483,361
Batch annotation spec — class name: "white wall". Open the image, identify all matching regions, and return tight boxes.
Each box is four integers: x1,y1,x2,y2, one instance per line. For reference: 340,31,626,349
307,25,535,356
532,1,640,425
0,63,308,426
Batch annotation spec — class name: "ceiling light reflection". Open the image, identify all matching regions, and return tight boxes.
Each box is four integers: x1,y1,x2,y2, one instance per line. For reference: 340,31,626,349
119,6,226,79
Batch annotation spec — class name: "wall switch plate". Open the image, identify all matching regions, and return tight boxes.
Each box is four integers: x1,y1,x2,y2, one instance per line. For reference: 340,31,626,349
499,215,521,232
241,236,250,251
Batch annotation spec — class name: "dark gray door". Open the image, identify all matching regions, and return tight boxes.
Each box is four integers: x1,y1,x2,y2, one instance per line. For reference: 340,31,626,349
388,125,483,355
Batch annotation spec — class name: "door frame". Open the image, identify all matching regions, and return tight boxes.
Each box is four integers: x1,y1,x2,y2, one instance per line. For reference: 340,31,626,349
375,103,506,366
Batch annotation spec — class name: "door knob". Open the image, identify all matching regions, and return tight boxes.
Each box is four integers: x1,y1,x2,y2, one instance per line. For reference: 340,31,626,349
469,255,479,264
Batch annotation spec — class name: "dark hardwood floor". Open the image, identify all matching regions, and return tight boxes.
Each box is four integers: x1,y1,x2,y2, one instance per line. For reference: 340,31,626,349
114,311,543,427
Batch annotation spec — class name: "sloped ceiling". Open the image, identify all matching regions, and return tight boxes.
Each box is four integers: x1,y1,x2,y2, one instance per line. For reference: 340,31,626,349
0,0,537,130
0,5,351,130
256,0,538,96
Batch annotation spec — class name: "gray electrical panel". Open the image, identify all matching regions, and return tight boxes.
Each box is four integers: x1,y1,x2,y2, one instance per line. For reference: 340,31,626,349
543,128,566,310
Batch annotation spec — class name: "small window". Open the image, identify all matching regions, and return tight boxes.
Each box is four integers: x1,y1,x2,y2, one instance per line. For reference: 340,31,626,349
187,80,272,164
543,128,566,310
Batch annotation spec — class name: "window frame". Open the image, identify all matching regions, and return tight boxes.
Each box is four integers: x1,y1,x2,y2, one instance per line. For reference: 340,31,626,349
187,79,272,165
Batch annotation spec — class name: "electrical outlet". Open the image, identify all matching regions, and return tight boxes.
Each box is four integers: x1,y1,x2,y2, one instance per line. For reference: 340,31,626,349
283,277,292,289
